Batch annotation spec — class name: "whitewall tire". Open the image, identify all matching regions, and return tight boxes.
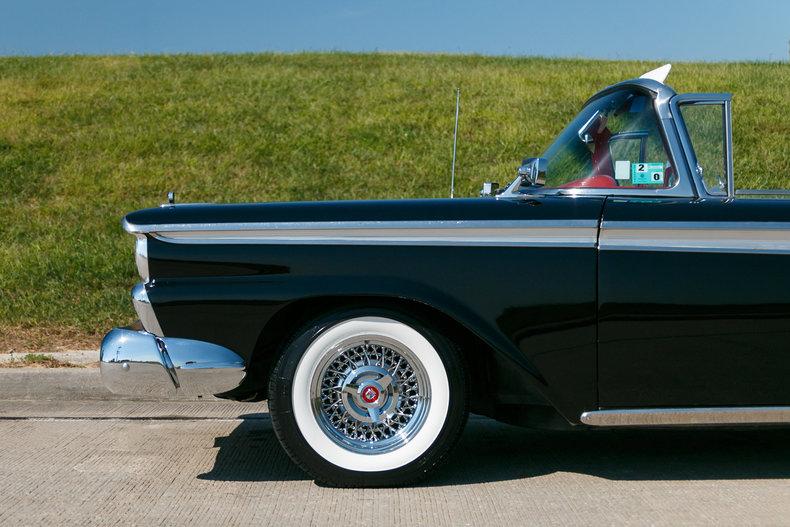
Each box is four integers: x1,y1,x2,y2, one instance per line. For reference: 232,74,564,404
269,309,467,487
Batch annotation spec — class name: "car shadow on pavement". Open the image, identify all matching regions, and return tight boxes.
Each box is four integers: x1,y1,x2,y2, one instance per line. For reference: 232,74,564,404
199,412,790,486
198,413,308,482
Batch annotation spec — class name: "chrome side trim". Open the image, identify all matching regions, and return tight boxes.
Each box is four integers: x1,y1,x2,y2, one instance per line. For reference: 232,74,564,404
123,218,595,233
100,328,246,398
581,407,790,427
736,189,790,197
600,221,790,254
131,283,163,337
606,221,790,230
124,219,600,248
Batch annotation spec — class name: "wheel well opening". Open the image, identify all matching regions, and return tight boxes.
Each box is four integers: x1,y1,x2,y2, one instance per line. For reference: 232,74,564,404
246,296,498,411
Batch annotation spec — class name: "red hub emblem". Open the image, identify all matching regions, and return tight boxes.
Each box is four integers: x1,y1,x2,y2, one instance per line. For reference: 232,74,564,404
361,385,380,404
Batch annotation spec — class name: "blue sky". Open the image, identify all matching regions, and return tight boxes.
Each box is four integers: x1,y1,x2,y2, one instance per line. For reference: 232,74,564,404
1,0,788,61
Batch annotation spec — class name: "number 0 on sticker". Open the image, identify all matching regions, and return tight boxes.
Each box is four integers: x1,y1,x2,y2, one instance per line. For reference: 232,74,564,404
631,162,665,185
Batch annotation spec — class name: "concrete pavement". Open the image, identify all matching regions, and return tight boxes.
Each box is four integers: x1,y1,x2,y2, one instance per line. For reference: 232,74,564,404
1,368,790,526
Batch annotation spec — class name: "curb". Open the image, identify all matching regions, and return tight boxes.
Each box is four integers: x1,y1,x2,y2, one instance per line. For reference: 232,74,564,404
0,350,97,366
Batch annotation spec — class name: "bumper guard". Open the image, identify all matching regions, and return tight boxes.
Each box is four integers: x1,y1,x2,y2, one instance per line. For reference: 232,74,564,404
100,327,246,397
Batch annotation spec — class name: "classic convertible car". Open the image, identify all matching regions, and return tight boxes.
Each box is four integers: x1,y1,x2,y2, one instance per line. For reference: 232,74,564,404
101,64,790,486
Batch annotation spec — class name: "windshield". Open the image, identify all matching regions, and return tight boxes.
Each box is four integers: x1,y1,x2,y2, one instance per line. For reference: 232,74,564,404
520,89,676,192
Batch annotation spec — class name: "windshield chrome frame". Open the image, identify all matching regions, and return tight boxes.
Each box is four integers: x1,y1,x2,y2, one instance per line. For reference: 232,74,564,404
498,78,700,200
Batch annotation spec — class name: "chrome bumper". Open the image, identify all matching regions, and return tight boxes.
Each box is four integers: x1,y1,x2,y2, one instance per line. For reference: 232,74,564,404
99,328,246,397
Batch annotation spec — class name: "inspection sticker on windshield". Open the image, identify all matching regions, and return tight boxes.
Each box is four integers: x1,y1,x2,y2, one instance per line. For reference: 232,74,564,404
631,162,665,185
614,160,631,180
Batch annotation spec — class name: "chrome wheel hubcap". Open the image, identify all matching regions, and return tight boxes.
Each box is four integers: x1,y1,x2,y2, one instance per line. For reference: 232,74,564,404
310,337,430,454
340,365,397,423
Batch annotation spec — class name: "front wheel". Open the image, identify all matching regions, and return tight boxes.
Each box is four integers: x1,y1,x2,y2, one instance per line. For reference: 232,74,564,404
269,311,467,487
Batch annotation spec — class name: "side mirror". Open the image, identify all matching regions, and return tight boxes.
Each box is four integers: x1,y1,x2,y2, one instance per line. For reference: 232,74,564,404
517,157,547,186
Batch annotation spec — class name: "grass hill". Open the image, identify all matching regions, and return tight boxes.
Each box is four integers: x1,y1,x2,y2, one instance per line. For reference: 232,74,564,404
0,53,788,349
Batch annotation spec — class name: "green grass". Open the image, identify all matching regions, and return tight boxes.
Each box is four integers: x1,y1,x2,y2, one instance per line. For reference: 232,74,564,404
3,353,80,368
0,53,788,346
19,353,57,365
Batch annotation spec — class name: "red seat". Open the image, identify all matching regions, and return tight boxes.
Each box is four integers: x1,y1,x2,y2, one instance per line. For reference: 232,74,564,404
558,174,618,189
559,125,618,189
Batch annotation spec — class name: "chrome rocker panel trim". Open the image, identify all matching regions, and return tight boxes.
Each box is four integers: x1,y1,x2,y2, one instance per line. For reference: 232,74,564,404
100,327,246,398
581,407,790,427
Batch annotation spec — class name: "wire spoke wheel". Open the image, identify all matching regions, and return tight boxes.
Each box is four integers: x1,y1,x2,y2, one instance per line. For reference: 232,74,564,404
310,337,431,454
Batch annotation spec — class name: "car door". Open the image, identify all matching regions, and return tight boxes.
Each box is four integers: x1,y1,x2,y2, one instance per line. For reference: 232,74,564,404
597,95,790,408
598,197,790,407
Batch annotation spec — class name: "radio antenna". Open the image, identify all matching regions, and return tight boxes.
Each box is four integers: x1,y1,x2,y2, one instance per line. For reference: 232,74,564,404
450,88,460,198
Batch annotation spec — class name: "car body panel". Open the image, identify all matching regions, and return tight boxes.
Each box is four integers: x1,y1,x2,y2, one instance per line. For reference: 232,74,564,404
130,196,605,421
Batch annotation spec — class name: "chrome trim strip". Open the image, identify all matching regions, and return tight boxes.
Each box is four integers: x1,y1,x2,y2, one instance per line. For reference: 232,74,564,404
600,221,790,254
125,219,600,248
152,228,598,247
605,221,790,230
123,218,596,233
736,189,790,197
131,283,163,337
581,407,790,427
